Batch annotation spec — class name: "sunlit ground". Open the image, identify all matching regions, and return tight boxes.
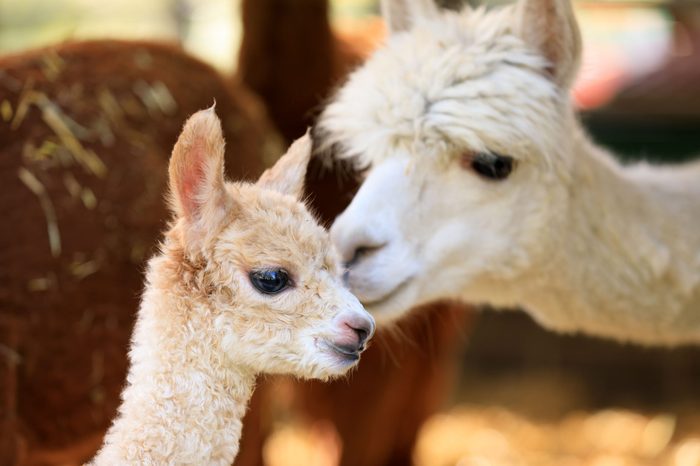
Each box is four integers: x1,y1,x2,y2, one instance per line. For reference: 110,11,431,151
263,372,700,466
264,407,700,466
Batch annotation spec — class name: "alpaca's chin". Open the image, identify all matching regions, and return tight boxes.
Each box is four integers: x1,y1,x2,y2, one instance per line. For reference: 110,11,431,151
312,359,359,380
309,340,363,378
361,280,422,326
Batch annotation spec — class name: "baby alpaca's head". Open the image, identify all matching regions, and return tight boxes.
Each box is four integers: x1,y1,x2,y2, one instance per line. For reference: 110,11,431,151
166,108,374,379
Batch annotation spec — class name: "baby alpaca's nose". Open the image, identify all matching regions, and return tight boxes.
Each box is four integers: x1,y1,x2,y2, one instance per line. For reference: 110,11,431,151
344,316,374,349
335,310,375,352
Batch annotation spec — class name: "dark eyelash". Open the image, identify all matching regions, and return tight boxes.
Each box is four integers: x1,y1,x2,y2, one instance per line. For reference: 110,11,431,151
462,151,514,180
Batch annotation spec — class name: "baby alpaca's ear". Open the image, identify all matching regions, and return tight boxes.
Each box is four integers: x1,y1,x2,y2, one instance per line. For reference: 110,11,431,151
257,132,312,199
168,107,229,234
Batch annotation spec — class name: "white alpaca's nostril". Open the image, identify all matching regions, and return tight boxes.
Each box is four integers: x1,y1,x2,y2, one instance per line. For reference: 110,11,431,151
346,244,386,268
330,213,387,265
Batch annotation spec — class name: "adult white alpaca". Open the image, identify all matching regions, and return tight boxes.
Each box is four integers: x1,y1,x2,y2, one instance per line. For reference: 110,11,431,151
90,108,374,465
316,0,700,345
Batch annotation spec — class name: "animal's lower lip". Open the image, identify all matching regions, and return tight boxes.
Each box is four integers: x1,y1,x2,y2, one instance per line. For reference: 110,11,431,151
325,342,361,361
359,276,413,307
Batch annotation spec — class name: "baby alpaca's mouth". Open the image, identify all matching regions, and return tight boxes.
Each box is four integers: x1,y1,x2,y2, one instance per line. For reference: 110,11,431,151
320,340,362,364
330,342,362,361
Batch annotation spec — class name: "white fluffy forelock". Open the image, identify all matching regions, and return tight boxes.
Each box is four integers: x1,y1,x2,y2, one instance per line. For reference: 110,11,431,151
318,5,564,171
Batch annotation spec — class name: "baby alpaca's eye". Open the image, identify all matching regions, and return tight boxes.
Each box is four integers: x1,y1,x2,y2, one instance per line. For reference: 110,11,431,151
249,269,291,294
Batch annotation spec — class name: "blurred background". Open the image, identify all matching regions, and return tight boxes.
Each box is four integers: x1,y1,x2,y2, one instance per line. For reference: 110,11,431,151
1,0,700,465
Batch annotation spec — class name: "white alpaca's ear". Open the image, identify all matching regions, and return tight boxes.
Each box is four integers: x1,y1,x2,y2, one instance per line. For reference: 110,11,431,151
381,0,440,34
257,132,312,199
515,0,582,88
168,107,229,232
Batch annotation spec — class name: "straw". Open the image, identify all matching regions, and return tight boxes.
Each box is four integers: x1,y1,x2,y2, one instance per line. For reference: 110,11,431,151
17,167,61,258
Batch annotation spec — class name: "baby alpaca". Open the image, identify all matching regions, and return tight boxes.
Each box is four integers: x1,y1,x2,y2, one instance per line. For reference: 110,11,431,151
90,108,374,465
319,0,700,345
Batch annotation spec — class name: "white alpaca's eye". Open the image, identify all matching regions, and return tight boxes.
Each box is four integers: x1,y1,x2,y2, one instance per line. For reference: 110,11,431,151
249,269,291,294
462,152,514,180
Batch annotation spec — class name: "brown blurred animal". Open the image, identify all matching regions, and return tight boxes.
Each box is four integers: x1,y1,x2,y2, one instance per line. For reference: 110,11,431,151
0,39,272,465
237,0,362,142
236,1,473,465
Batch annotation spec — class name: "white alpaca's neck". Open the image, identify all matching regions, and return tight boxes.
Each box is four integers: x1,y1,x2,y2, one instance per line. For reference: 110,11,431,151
91,258,255,465
521,117,700,345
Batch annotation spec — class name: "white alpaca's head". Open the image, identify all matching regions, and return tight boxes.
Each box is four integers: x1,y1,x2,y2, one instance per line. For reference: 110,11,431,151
166,108,375,379
316,0,582,323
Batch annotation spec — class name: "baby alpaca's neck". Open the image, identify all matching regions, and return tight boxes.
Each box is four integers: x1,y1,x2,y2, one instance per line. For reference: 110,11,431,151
524,129,700,345
91,257,255,466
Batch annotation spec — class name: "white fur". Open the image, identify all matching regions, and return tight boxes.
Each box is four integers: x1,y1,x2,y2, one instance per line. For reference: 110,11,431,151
318,0,700,345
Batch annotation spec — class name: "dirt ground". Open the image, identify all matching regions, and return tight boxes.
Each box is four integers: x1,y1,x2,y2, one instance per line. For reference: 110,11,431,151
264,397,700,466
262,312,700,466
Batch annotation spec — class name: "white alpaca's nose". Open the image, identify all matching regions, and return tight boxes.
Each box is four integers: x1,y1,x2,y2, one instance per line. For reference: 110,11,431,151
331,157,410,270
331,212,388,269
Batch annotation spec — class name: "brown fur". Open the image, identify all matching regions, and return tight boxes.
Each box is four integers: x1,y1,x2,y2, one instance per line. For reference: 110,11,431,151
237,0,362,142
294,304,472,466
0,39,273,464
